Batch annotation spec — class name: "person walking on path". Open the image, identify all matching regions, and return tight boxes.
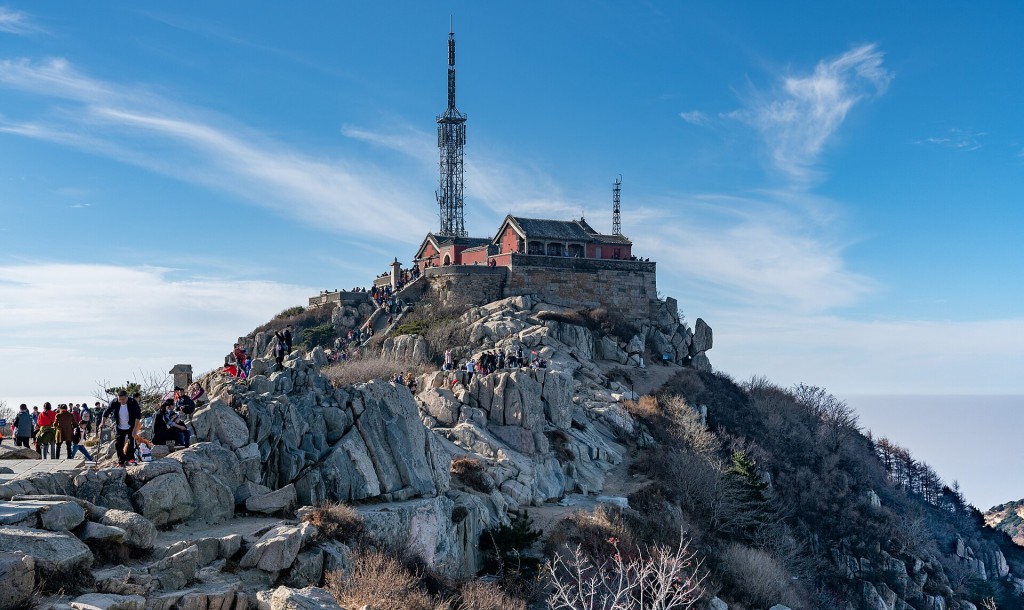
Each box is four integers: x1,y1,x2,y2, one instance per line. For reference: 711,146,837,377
13,405,34,448
69,424,95,462
35,403,58,459
54,404,76,459
101,390,142,467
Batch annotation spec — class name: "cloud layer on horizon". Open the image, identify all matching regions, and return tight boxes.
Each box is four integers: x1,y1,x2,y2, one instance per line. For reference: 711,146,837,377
0,262,314,398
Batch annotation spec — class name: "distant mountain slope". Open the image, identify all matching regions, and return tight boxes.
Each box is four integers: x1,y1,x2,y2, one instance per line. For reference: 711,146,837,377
987,499,1024,545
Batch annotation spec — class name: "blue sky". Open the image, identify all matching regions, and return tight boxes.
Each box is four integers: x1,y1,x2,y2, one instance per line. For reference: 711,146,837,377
0,3,1022,503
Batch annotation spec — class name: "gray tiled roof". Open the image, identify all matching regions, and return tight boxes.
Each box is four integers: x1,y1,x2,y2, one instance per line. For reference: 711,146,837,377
511,217,595,241
436,236,491,247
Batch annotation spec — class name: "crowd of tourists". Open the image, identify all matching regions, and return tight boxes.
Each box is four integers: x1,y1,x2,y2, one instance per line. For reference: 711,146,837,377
7,402,98,461
223,326,294,378
439,345,548,389
6,382,205,468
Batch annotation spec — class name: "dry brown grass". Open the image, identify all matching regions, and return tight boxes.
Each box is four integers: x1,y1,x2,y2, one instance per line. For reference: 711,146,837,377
623,394,661,419
718,543,802,609
302,502,367,546
455,581,527,610
326,549,437,610
324,356,427,388
450,456,494,493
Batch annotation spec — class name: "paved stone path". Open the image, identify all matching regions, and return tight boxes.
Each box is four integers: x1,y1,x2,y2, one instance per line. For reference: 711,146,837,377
0,457,85,485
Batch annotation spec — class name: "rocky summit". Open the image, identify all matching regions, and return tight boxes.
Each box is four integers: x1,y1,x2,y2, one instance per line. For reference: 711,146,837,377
2,290,1023,610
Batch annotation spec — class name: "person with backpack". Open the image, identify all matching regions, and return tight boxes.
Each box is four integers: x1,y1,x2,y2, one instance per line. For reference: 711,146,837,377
35,403,58,459
12,405,34,448
100,390,142,467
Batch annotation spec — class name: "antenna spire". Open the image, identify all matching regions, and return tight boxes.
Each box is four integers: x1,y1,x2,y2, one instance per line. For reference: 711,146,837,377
612,176,622,235
436,24,468,237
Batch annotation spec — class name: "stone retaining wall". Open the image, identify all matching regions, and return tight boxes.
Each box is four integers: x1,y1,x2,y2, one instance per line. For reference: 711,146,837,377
421,257,658,320
503,255,657,321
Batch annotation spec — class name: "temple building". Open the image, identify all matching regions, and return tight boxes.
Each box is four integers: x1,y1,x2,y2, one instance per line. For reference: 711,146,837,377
414,215,633,272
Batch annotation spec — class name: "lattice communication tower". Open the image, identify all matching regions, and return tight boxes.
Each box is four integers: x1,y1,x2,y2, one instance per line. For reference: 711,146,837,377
435,25,468,237
612,176,622,235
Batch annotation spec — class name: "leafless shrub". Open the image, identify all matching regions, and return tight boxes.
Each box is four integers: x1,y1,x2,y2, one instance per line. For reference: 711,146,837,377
547,533,706,610
546,506,638,565
451,456,494,493
302,502,367,546
623,395,660,420
660,395,719,456
324,356,427,388
326,549,437,610
717,543,800,609
455,581,527,610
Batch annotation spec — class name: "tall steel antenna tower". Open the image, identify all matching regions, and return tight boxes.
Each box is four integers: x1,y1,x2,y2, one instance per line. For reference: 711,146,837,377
435,21,468,237
612,176,622,235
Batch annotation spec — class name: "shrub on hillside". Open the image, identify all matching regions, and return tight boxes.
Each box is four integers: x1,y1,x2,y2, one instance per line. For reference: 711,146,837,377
623,394,660,419
717,543,803,609
546,506,638,565
324,357,425,388
326,549,438,610
450,456,494,493
302,322,336,349
480,510,543,576
302,502,367,546
547,533,706,610
250,303,333,337
454,581,526,610
275,305,305,319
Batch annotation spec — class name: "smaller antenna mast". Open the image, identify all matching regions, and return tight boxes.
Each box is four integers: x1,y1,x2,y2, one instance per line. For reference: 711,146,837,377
612,175,622,235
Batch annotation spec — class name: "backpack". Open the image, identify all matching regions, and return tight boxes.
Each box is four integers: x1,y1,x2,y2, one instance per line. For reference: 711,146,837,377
80,409,91,422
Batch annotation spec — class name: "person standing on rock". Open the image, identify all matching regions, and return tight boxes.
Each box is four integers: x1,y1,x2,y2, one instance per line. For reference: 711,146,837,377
54,404,76,459
101,390,142,467
13,404,34,448
284,325,294,352
274,338,286,371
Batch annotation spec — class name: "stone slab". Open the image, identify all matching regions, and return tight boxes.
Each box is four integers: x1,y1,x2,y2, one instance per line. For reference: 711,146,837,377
0,458,85,485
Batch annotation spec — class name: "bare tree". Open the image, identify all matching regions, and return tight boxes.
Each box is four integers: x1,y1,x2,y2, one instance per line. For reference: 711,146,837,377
547,534,706,610
94,369,172,413
0,400,13,423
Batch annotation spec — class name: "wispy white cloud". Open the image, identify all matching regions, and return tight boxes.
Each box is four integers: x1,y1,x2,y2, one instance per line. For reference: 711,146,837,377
732,44,892,183
0,262,315,399
0,58,431,243
0,7,40,36
632,191,872,313
679,110,710,126
917,128,986,151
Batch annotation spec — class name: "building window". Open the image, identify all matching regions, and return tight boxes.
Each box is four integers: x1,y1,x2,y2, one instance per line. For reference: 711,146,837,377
614,248,621,260
546,242,564,256
528,241,545,255
568,243,584,258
